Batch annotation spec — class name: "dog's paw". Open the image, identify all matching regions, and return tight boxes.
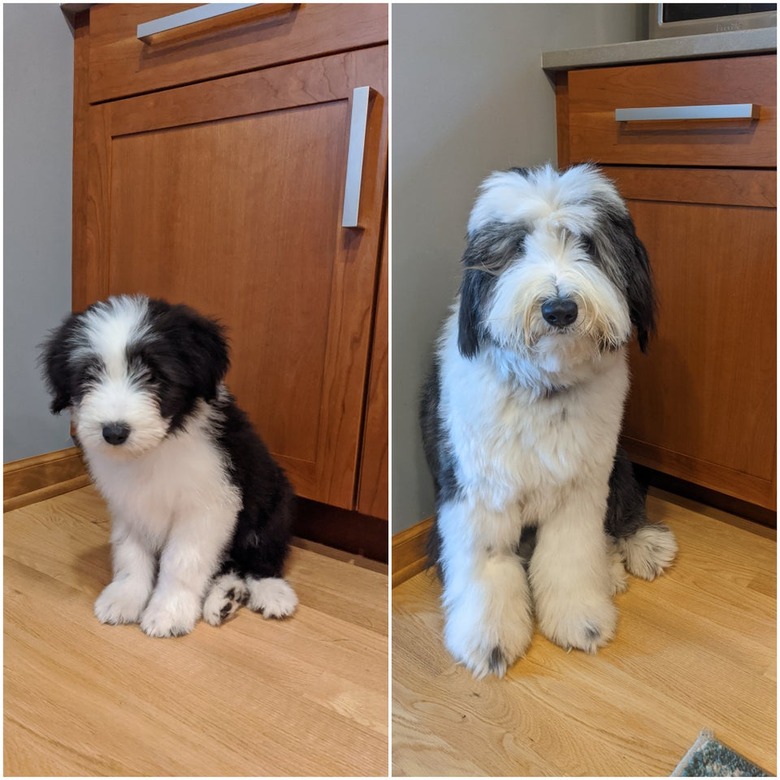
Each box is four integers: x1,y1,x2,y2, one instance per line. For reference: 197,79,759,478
444,595,534,679
537,595,617,654
444,632,524,680
140,592,199,638
246,577,298,619
619,524,678,580
444,620,533,679
94,579,151,625
202,574,249,626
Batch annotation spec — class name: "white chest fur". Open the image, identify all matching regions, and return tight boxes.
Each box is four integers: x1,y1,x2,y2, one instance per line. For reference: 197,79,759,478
84,415,241,550
437,312,629,520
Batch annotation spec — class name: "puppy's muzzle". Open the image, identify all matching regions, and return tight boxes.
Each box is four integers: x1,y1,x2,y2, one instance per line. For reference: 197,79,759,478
102,422,131,446
541,297,578,328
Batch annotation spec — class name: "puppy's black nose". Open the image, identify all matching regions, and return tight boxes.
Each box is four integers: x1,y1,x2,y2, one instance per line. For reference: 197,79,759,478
541,297,578,328
102,422,130,445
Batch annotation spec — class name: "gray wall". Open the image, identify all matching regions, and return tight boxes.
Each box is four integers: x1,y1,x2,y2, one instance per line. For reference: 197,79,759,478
392,4,642,532
4,4,74,462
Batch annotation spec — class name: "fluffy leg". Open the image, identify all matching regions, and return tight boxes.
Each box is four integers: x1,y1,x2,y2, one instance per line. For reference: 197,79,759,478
438,499,534,678
94,514,155,625
530,491,617,653
141,509,235,638
605,446,677,580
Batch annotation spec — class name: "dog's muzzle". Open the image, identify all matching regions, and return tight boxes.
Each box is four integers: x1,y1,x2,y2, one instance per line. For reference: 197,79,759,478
102,422,131,445
541,297,578,328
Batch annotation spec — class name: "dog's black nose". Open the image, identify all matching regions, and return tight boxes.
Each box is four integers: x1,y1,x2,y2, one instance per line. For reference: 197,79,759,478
541,297,578,328
102,422,130,445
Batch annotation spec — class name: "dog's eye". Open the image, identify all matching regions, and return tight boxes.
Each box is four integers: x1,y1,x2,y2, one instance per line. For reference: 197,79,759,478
580,235,596,256
129,356,156,382
77,362,101,384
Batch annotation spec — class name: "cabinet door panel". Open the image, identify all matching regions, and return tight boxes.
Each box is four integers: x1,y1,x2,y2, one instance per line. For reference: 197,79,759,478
606,167,776,509
81,47,388,509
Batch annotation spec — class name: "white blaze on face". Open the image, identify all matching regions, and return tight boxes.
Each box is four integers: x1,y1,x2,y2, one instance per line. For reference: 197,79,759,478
70,296,170,457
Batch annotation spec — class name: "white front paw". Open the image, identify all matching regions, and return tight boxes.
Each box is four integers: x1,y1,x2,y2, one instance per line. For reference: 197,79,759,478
444,590,533,679
94,579,151,625
246,577,298,619
140,592,199,638
536,593,617,654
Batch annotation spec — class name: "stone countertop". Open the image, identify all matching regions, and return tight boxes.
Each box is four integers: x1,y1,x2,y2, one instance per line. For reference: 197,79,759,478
542,27,776,71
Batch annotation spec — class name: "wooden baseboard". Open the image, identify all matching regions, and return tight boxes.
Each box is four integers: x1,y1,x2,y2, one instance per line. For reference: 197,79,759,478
4,447,90,512
392,516,433,587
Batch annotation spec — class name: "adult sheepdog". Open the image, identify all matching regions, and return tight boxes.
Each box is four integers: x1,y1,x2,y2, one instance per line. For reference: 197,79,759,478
421,163,677,678
41,295,297,637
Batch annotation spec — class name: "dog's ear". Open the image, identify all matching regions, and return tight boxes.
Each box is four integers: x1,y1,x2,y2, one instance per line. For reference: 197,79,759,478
458,222,527,358
457,268,489,359
598,212,656,353
174,305,230,401
620,216,656,353
39,313,80,414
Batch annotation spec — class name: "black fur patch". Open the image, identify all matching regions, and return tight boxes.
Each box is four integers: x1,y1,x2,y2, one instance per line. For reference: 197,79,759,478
488,646,506,675
129,300,230,433
590,211,656,352
458,222,528,358
420,356,462,576
39,313,85,414
604,447,650,540
213,398,294,582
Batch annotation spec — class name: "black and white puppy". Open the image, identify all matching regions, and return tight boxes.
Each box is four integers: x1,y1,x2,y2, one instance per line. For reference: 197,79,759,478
41,295,297,637
421,164,677,678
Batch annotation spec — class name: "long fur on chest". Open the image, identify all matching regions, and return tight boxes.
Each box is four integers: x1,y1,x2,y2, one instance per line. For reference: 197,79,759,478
84,403,241,550
428,311,628,522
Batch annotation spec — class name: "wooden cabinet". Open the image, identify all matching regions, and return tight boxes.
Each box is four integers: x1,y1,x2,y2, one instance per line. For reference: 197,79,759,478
554,54,776,510
71,4,388,516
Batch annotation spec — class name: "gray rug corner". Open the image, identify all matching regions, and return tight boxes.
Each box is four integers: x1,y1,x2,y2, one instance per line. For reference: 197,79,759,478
672,729,772,777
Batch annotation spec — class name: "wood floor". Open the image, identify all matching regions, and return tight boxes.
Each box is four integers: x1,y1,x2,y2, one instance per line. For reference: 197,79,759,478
4,486,388,777
392,491,776,777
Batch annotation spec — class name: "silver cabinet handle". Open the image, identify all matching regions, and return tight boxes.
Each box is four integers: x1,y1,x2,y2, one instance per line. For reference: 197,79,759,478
137,3,294,44
342,86,375,229
615,104,759,122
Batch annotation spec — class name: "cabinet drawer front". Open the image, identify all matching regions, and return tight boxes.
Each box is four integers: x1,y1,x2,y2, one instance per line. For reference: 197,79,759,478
88,3,388,103
567,55,776,168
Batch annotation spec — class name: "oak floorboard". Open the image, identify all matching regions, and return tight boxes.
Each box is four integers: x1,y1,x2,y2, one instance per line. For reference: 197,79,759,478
5,486,388,777
392,494,776,777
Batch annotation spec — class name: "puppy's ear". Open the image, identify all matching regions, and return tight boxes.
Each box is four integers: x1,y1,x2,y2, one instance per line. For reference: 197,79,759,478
39,314,80,414
620,216,656,353
176,306,230,401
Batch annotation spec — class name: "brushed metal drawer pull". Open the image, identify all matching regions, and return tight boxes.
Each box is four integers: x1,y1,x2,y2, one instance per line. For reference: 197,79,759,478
137,3,295,44
615,104,760,122
342,86,375,229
